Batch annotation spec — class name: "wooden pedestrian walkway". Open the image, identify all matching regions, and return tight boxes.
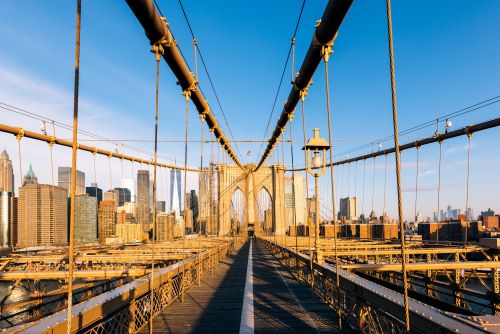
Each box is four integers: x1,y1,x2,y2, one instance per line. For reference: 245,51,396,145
143,239,340,333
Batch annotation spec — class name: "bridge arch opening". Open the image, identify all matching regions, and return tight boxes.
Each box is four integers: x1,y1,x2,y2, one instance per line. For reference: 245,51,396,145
230,187,246,234
256,187,273,234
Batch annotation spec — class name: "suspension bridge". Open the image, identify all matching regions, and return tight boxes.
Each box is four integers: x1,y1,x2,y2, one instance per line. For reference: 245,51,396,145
1,0,500,333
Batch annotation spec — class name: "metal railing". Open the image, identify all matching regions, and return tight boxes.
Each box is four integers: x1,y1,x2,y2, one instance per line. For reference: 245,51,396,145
6,239,237,334
258,236,499,334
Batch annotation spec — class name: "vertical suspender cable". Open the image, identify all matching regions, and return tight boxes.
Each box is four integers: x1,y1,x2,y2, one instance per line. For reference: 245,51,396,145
48,141,57,239
437,140,443,242
323,42,342,327
300,93,312,266
383,154,388,218
371,156,376,216
108,156,113,190
362,159,366,220
385,0,410,330
93,152,98,223
66,0,81,331
347,163,351,197
289,116,299,272
354,160,358,209
199,115,205,234
149,40,162,333
281,133,286,247
182,87,192,272
464,133,472,243
414,146,420,225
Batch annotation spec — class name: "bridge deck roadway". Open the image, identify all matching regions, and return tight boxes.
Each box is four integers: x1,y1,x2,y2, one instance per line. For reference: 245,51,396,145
143,239,342,333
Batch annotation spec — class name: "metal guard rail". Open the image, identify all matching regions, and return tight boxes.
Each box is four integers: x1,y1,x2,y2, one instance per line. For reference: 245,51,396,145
7,240,236,334
258,236,500,334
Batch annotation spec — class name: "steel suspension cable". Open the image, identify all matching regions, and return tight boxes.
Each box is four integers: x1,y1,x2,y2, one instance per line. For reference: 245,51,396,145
149,40,163,333
93,152,98,232
383,154,388,217
436,141,443,242
66,0,81,331
322,43,341,327
289,116,299,274
386,0,410,330
48,141,59,247
347,162,351,197
414,146,420,224
371,156,376,216
355,160,358,205
362,159,366,218
299,92,313,270
281,133,286,247
256,0,306,161
108,156,113,190
464,133,472,243
182,86,192,291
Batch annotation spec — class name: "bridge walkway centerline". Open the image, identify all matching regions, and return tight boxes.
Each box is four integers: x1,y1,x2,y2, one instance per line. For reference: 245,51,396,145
142,238,342,333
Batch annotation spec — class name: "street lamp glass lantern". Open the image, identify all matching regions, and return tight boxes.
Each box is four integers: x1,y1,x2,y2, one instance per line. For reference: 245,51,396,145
312,151,323,168
302,128,330,175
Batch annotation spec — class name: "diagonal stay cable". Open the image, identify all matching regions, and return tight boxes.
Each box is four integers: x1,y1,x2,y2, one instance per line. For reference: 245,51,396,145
177,0,243,159
256,0,306,163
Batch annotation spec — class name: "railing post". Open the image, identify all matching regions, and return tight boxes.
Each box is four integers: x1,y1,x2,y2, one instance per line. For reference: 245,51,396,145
492,255,500,315
426,253,433,298
453,252,461,307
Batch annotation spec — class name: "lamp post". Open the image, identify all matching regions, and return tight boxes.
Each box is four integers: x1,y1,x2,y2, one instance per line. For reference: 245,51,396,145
303,128,330,264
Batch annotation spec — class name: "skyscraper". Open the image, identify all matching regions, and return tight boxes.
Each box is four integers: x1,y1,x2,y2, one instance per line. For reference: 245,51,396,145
103,189,119,205
137,170,150,231
0,191,12,248
98,200,116,244
0,149,14,193
198,168,212,220
185,190,198,220
339,197,358,221
114,187,131,207
18,165,68,248
170,169,181,219
122,178,135,202
156,200,166,213
170,169,181,214
58,167,85,196
74,194,98,245
86,183,103,202
284,175,307,225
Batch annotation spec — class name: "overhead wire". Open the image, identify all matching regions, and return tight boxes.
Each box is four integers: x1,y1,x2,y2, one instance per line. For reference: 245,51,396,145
256,0,307,163
176,0,243,160
0,101,179,165
332,95,500,159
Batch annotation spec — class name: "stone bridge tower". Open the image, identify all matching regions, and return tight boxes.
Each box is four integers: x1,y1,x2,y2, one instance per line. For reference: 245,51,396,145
217,163,285,236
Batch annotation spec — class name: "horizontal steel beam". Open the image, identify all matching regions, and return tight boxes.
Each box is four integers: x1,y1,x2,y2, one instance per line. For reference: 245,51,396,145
290,117,500,171
0,123,205,172
125,0,243,169
341,261,500,272
323,247,481,257
0,269,150,280
255,0,354,170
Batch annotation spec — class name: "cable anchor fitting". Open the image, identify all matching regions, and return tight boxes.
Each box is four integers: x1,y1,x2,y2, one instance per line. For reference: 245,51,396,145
183,84,196,102
48,136,56,147
321,42,334,63
15,128,24,141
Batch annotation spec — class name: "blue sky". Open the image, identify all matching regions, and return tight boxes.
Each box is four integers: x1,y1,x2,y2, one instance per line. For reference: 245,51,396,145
0,0,499,220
